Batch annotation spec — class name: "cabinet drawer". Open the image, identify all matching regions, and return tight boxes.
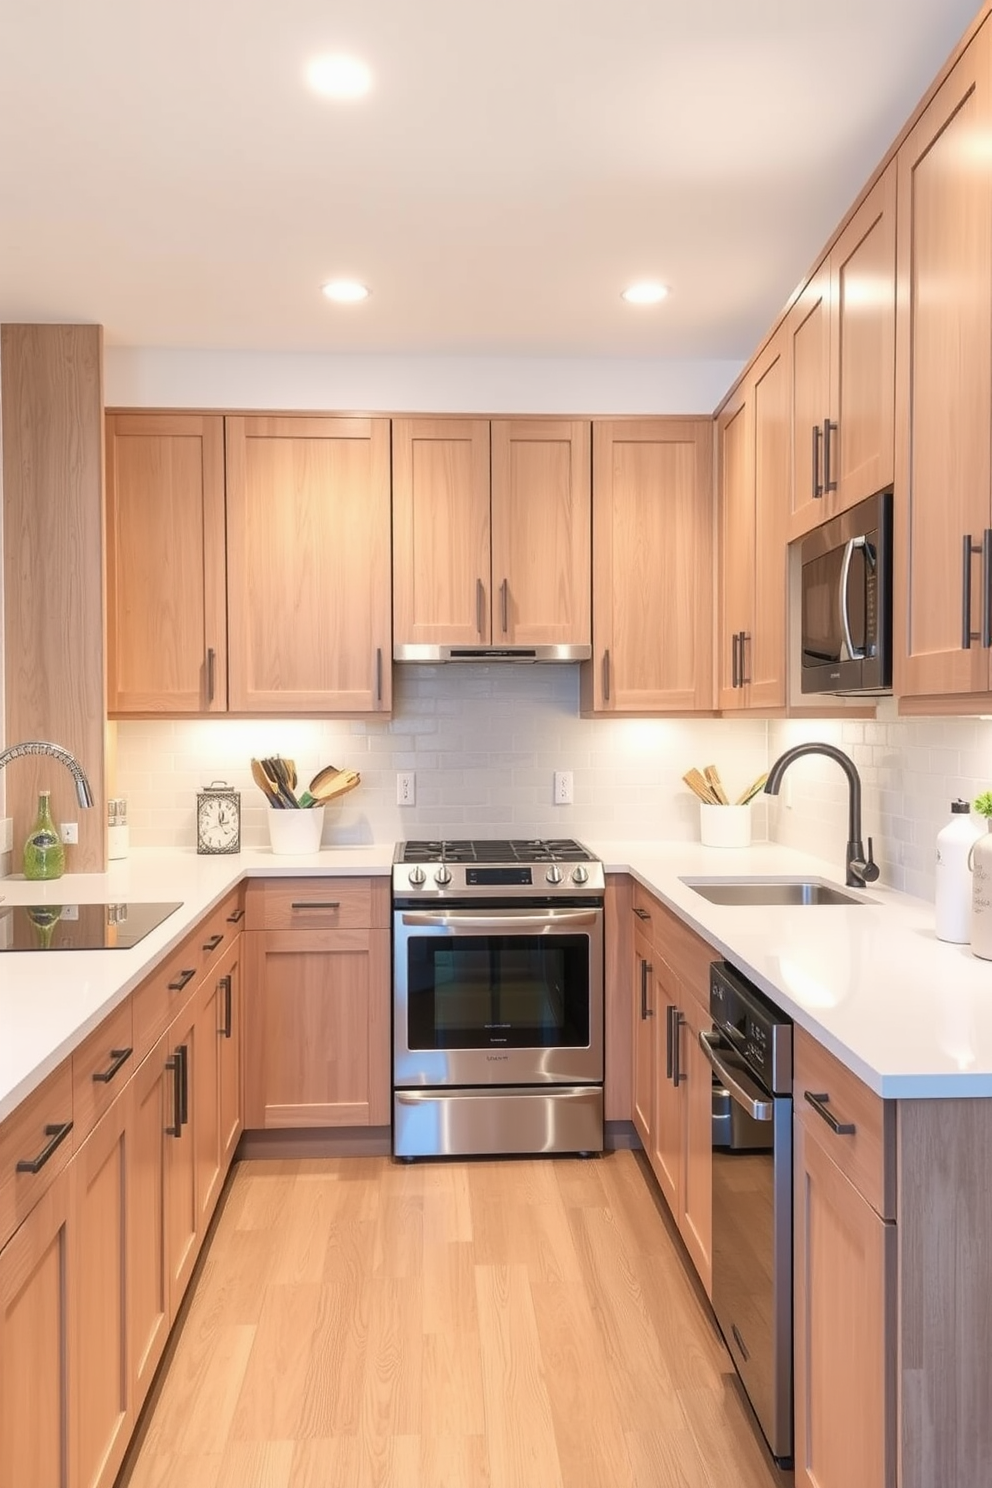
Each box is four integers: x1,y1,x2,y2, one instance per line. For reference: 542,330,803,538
132,891,244,1061
631,885,712,1011
0,1059,73,1250
246,877,373,930
71,998,134,1149
794,1026,895,1219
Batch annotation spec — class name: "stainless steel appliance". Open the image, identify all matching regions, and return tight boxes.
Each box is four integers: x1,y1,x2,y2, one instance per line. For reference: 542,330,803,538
800,488,892,695
392,838,604,1158
700,961,794,1464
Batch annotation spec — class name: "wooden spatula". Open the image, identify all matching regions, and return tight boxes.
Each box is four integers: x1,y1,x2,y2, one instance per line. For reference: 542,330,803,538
703,766,730,805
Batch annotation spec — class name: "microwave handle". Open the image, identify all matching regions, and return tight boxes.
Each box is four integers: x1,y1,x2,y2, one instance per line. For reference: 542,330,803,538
839,535,867,662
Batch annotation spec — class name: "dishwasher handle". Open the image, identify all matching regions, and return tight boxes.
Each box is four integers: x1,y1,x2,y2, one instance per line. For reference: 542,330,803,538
698,1030,774,1122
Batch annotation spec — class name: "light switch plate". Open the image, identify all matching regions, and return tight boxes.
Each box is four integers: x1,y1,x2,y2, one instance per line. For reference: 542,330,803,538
396,772,416,806
554,771,574,805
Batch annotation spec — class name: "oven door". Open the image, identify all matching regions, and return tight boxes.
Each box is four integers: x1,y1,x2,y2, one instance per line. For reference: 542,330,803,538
393,905,604,1087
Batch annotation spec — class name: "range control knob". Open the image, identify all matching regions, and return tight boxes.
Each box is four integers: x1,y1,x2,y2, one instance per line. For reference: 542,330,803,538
434,865,453,886
545,865,564,885
408,865,427,887
571,865,589,884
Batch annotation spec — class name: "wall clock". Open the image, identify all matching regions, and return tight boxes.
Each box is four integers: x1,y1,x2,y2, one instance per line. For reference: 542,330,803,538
196,781,241,855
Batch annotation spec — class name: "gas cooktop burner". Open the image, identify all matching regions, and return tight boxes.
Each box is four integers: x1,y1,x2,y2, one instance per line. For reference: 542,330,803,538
399,838,595,864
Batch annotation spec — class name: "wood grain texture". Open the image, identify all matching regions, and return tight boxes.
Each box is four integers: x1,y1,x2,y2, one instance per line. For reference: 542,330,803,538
128,1036,171,1410
119,1153,784,1488
70,997,134,1153
749,330,789,710
717,383,753,709
225,415,392,714
392,418,492,646
584,418,714,715
793,1025,895,1219
490,419,591,647
0,1057,73,1252
787,260,831,539
604,873,632,1122
1,323,107,869
105,413,227,715
894,21,992,700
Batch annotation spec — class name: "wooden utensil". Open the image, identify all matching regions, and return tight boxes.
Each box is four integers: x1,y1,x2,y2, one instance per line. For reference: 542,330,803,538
309,768,361,805
261,758,297,808
736,772,769,806
703,765,730,805
251,757,284,807
682,768,721,805
268,757,300,807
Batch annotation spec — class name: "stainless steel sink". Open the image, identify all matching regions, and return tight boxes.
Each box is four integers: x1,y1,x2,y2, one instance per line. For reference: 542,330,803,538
680,877,868,907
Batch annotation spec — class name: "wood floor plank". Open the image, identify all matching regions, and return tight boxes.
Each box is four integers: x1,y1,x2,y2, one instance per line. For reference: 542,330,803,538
291,1434,421,1487
420,1433,491,1487
422,1237,478,1337
361,1276,424,1439
228,1283,321,1440
213,1441,294,1488
475,1262,564,1488
137,1322,255,1459
297,1281,371,1437
422,1328,487,1438
123,1452,223,1488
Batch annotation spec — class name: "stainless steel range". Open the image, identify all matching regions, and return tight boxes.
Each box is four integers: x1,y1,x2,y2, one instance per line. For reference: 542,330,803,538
392,838,605,1158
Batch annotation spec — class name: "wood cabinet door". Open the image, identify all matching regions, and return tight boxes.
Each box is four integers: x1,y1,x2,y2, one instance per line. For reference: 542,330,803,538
490,419,591,647
392,418,491,649
631,929,656,1150
245,926,390,1128
193,970,223,1233
794,1115,895,1488
218,941,243,1174
127,1039,170,1410
106,413,227,715
717,385,754,710
72,1099,130,1488
678,994,713,1296
829,163,897,514
788,259,831,538
749,330,790,709
895,25,992,699
0,1168,72,1488
164,1009,198,1316
648,960,681,1218
226,415,392,712
588,419,714,713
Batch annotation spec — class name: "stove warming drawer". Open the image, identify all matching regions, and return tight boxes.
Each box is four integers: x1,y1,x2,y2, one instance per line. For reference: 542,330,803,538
393,1085,603,1159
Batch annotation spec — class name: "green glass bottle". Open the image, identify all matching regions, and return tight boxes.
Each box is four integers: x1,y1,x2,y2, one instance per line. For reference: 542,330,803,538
23,790,65,881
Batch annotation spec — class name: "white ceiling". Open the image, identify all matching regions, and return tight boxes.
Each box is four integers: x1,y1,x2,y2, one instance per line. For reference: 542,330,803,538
0,0,981,359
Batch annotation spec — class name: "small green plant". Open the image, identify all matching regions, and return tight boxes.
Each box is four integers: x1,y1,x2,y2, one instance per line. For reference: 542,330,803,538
974,791,992,819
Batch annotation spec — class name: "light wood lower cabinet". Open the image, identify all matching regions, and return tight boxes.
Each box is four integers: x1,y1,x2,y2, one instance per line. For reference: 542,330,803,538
128,1033,171,1409
631,925,658,1158
72,1098,130,1488
0,1166,72,1488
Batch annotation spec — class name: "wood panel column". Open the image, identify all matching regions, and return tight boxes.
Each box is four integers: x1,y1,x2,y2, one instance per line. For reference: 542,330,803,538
1,324,107,871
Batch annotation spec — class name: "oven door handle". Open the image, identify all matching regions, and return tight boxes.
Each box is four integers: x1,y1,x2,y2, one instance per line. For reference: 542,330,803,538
697,1031,774,1122
399,910,600,930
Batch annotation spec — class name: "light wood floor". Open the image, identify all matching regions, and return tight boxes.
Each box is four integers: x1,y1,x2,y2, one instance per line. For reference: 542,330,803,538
120,1151,790,1488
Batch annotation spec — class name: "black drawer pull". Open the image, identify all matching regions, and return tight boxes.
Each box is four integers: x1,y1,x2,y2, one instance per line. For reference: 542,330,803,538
804,1090,856,1136
202,932,224,952
17,1120,73,1174
168,968,196,993
166,1056,182,1138
92,1047,133,1084
221,975,233,1039
291,900,340,910
226,907,245,924
632,906,651,921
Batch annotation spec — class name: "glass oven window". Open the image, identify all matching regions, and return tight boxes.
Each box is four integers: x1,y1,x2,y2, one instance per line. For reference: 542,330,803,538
406,933,591,1049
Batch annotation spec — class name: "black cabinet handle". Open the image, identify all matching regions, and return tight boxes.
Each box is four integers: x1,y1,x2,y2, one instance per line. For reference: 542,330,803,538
92,1047,133,1085
16,1120,73,1174
804,1090,856,1135
732,631,740,689
740,631,751,686
671,1010,685,1086
221,975,233,1039
177,1043,189,1127
291,900,340,910
632,905,651,921
823,418,838,493
226,907,245,924
476,577,486,637
983,530,992,649
376,646,383,703
639,958,653,1020
202,933,224,953
665,1005,674,1080
500,578,509,635
166,1055,182,1138
602,649,611,703
169,968,196,993
812,424,823,499
206,647,217,703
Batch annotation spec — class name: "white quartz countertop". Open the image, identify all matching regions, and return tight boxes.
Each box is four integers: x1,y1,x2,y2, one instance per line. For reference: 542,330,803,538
593,839,992,1100
3,836,992,1122
0,845,394,1122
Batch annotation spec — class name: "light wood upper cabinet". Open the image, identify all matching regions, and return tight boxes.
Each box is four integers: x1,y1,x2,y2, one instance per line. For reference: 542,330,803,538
106,413,228,715
227,416,392,713
584,418,714,714
895,21,992,701
392,417,591,655
789,163,896,540
718,333,789,711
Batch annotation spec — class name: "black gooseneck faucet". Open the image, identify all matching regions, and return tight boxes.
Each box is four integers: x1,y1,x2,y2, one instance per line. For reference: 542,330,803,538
764,742,880,889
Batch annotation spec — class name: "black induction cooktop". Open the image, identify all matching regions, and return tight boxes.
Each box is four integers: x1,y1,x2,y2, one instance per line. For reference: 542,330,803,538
0,901,183,951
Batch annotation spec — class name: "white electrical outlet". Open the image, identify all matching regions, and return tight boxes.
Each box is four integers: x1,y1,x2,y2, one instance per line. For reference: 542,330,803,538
60,821,79,844
0,817,11,853
554,770,574,806
396,771,416,806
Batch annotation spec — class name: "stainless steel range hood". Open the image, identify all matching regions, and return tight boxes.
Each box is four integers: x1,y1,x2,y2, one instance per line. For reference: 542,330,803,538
394,644,591,663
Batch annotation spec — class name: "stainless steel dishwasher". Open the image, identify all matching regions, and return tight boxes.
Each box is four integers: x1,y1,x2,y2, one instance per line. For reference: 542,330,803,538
700,961,794,1465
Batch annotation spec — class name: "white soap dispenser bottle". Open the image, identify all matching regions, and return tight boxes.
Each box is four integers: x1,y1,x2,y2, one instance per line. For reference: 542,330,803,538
936,799,982,943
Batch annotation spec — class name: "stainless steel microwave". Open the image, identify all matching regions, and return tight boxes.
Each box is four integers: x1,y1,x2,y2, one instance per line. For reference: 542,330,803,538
800,490,892,695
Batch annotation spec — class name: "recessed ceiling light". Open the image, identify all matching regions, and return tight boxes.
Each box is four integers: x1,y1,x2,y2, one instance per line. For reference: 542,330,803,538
321,279,371,303
621,281,670,305
306,53,372,100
